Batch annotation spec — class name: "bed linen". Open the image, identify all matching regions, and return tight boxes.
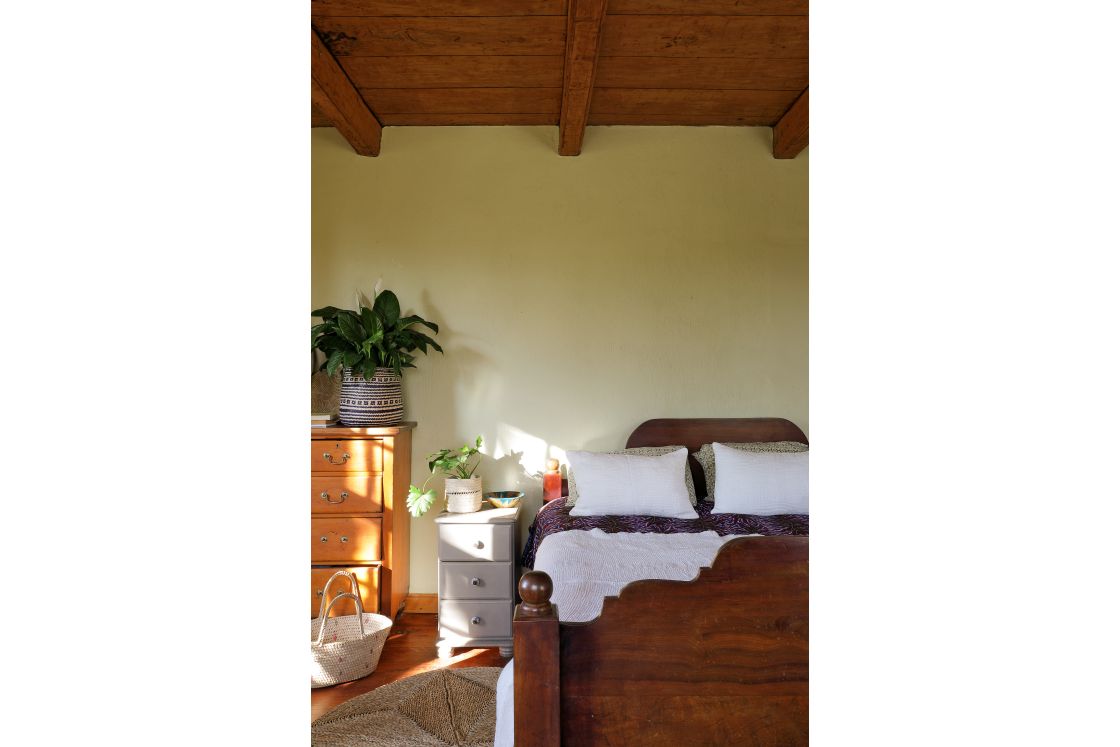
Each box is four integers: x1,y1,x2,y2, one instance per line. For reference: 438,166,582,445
522,496,809,569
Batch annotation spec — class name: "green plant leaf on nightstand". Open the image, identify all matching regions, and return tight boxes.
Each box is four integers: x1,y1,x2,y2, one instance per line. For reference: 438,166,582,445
407,486,437,518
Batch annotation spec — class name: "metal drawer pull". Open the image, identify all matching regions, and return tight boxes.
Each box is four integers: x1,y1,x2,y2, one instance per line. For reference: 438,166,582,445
316,589,324,597
470,578,481,586
320,490,348,504
319,536,328,543
340,536,349,543
322,451,351,464
471,616,482,625
474,540,484,549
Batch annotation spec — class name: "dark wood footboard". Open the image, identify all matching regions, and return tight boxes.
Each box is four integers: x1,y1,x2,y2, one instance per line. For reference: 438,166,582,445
514,536,809,746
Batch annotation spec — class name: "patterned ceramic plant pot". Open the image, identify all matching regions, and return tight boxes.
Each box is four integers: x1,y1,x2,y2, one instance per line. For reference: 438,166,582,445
338,367,404,427
445,476,483,513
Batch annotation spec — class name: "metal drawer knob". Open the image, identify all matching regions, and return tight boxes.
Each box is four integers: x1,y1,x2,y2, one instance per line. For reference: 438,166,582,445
321,490,348,504
316,589,324,597
474,540,484,549
470,578,481,586
323,451,351,464
319,536,328,543
471,616,482,625
340,536,349,543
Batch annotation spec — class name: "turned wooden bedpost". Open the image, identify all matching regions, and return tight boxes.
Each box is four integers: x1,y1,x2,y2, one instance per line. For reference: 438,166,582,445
514,570,561,747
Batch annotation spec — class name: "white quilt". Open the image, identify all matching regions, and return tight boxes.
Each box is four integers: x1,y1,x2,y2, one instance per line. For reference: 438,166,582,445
493,528,754,746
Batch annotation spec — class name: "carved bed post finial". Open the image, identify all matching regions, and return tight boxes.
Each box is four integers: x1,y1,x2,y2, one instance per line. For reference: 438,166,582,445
514,569,560,746
518,570,554,617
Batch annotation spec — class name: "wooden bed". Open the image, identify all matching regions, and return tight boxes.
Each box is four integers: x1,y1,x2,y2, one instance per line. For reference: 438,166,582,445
513,418,809,746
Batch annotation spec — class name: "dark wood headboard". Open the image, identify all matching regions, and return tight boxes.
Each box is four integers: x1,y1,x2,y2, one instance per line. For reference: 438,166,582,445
625,417,808,498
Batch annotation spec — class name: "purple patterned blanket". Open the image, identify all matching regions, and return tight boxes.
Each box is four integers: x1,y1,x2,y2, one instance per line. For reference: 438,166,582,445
521,499,809,569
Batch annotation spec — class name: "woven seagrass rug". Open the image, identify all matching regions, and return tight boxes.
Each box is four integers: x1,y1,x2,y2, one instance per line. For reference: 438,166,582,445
312,667,502,747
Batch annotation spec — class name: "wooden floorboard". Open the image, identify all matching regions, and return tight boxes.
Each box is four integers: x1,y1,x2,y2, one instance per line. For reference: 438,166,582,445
311,613,508,722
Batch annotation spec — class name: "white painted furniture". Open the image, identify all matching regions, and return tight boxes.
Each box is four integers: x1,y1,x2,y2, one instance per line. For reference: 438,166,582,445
435,504,520,658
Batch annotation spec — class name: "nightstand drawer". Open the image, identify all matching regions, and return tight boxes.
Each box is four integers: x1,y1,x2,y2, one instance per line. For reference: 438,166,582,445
311,439,383,473
312,517,382,563
439,561,513,600
311,565,380,618
438,524,512,562
311,475,383,515
439,600,512,639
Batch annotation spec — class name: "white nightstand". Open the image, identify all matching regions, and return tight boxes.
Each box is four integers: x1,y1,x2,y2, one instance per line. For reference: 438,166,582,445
434,504,520,658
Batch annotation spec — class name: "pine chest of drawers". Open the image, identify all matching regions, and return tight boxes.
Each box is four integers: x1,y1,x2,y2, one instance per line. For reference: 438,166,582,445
435,505,520,658
311,423,414,619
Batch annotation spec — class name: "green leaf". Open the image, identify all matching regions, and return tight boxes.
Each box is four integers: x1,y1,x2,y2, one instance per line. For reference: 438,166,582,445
407,487,437,518
360,306,379,336
325,350,345,377
374,290,401,326
410,331,442,354
314,333,346,352
475,435,483,448
399,315,439,335
337,311,365,344
311,306,341,320
343,350,362,367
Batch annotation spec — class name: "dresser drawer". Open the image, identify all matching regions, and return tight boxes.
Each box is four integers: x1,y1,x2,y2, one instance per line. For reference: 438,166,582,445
311,475,383,515
438,523,512,562
439,600,512,639
439,561,513,601
311,565,380,618
312,517,382,563
311,439,383,473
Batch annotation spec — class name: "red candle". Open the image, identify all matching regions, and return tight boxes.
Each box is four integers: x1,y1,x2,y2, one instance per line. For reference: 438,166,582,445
543,458,562,502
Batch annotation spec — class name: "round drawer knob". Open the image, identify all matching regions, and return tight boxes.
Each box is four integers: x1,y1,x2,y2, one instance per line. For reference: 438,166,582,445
340,536,349,543
474,541,484,549
319,536,328,543
470,578,481,586
471,616,482,625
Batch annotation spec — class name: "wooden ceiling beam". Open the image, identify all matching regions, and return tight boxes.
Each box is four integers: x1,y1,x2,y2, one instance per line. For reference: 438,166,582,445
772,87,808,159
311,28,383,156
558,0,608,156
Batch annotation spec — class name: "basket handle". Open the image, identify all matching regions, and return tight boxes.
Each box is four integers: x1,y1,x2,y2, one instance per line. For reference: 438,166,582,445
315,592,366,646
314,570,363,620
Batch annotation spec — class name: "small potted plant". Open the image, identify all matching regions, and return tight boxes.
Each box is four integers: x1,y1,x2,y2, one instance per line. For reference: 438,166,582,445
311,285,441,427
408,436,484,517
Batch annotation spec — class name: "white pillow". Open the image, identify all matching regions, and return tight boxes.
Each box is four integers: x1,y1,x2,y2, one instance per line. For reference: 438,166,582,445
711,442,809,515
567,448,698,519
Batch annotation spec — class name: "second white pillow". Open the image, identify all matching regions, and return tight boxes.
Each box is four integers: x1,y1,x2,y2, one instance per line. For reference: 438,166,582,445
567,448,698,519
711,443,809,516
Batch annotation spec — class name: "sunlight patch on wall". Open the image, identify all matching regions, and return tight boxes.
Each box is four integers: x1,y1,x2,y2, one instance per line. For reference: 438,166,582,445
493,423,567,478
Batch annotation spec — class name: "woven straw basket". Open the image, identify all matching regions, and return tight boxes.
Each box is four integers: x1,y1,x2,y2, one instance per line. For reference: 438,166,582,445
446,476,483,513
311,570,393,688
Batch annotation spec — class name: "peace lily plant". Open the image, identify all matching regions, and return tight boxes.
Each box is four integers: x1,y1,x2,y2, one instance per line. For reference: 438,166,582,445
311,285,442,379
408,436,484,518
311,282,442,427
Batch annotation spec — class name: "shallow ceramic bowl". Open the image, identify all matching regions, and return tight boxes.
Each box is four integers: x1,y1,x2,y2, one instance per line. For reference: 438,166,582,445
485,491,523,508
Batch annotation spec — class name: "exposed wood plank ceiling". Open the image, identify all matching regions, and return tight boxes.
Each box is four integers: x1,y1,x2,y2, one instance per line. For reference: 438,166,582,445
310,0,808,158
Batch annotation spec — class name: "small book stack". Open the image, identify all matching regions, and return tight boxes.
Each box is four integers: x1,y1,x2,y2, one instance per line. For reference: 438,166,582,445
311,412,338,428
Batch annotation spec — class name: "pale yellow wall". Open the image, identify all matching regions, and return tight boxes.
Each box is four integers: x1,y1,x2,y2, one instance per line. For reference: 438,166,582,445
312,125,808,593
